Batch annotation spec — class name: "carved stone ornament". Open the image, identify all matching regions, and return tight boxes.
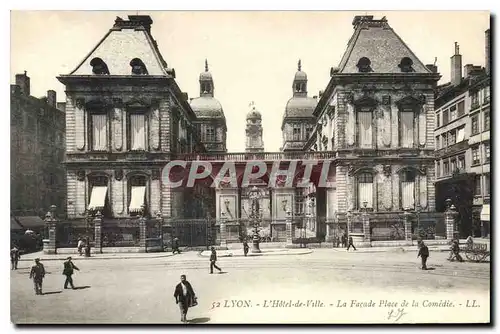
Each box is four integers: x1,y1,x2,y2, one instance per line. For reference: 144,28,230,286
419,165,427,175
382,95,391,105
383,165,391,177
152,169,160,180
114,169,123,181
345,92,354,104
75,98,85,110
348,165,355,176
77,170,86,181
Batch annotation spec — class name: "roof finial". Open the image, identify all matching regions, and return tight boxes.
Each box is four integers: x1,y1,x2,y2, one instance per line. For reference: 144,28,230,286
205,59,208,72
454,42,460,55
249,101,255,110
298,59,302,71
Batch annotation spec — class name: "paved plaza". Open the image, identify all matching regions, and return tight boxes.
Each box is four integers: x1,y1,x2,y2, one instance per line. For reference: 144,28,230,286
11,249,490,324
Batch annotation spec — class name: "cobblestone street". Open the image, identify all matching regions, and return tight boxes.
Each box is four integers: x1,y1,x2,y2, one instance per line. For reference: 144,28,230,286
11,249,490,324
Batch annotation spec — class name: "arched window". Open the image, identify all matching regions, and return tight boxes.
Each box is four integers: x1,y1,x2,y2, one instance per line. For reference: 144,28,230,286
130,58,149,75
90,58,110,75
399,57,414,73
356,57,372,73
128,174,148,216
357,172,373,209
400,169,416,210
87,174,110,217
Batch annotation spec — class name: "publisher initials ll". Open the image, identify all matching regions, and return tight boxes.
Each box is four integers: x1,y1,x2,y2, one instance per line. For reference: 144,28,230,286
466,300,479,308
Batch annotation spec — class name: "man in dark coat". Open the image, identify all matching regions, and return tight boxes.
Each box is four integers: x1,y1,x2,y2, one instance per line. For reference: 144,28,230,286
172,237,181,254
173,275,196,323
63,257,80,289
29,258,45,295
10,245,20,270
346,235,357,251
417,241,429,270
243,240,249,256
449,240,464,262
210,247,222,274
85,237,91,257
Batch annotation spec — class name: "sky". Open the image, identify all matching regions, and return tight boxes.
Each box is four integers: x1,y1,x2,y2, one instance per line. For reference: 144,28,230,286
10,11,490,153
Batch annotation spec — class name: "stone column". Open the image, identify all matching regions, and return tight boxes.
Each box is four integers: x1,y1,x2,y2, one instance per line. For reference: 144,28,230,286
93,212,103,254
219,212,228,247
363,212,371,242
285,210,294,245
444,199,458,240
139,217,147,253
43,205,58,255
403,211,412,241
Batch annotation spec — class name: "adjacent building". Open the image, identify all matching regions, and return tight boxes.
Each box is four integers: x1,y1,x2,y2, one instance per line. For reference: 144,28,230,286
434,30,491,238
11,71,66,232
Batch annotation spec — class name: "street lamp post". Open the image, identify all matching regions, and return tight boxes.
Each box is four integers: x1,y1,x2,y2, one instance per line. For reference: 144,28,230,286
248,186,263,253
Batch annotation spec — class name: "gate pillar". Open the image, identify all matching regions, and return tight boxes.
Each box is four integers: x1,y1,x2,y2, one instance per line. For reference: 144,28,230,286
43,205,59,254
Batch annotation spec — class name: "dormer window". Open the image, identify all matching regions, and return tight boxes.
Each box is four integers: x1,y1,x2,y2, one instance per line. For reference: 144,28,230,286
399,57,414,73
295,83,303,92
130,58,148,75
356,57,372,73
90,58,110,75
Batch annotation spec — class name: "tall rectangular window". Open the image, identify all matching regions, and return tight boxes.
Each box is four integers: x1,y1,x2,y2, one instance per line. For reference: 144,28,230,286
471,114,479,135
91,114,108,151
456,126,465,143
450,158,457,173
358,112,373,148
450,105,457,121
400,111,414,148
449,130,456,145
442,134,448,147
443,161,450,175
457,101,465,117
458,155,465,170
435,136,440,149
401,170,416,210
471,91,479,108
442,109,449,125
436,113,441,127
474,175,481,195
436,161,441,177
357,173,373,209
206,126,215,142
484,142,490,163
485,173,490,195
484,86,490,103
472,146,480,165
484,109,490,131
293,127,301,141
130,114,146,150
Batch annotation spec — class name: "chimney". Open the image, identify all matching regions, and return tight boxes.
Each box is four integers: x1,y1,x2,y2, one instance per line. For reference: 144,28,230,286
15,71,30,96
426,64,438,73
56,102,66,112
47,90,56,107
485,29,490,75
127,15,153,33
450,42,462,86
352,15,374,28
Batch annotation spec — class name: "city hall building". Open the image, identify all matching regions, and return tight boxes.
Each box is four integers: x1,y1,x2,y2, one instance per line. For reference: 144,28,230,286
51,14,453,252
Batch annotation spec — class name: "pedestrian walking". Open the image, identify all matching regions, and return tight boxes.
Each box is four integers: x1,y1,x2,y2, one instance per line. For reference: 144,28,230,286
341,233,347,248
172,237,181,254
77,238,84,256
209,247,222,274
448,240,464,262
29,258,45,295
63,257,80,289
85,237,91,257
346,235,357,251
10,245,20,270
243,240,249,256
173,274,197,323
417,241,429,270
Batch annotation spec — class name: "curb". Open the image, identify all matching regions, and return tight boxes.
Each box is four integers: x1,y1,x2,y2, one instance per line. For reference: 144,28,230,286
19,253,176,262
198,250,314,258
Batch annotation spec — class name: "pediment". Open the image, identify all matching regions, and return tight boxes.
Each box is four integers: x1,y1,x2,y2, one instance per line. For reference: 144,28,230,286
395,95,425,109
353,95,378,108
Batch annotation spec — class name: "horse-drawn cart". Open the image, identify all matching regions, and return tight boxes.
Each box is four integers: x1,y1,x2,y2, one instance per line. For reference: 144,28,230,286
463,240,490,262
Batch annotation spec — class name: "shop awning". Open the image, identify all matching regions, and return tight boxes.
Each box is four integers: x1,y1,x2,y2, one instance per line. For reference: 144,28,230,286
129,186,146,213
88,186,108,210
480,204,490,221
17,216,45,229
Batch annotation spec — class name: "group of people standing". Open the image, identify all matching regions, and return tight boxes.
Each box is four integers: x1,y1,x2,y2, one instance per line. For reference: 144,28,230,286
77,237,92,257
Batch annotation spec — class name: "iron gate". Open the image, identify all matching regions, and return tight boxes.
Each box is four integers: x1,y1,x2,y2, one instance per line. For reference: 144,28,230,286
163,219,215,248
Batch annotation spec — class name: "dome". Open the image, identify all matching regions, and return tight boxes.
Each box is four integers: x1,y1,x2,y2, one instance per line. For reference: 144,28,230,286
247,107,261,120
284,96,317,118
190,97,225,119
294,70,307,81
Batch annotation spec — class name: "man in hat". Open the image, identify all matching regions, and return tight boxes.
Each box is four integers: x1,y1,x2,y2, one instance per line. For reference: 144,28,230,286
29,258,45,295
77,237,84,256
10,245,20,270
63,257,80,289
417,241,429,270
173,274,197,323
449,239,464,262
243,240,249,257
172,237,181,254
210,247,222,274
346,235,357,251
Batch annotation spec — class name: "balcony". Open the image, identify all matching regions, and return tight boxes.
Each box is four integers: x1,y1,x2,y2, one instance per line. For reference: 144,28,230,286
172,151,337,162
470,101,480,111
436,140,469,158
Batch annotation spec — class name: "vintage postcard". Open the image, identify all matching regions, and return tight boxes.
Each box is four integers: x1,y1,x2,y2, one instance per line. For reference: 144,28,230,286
10,10,490,324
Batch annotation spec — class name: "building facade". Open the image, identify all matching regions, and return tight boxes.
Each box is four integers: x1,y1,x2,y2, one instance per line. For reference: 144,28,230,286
11,72,66,229
305,16,441,242
434,30,490,238
57,15,210,248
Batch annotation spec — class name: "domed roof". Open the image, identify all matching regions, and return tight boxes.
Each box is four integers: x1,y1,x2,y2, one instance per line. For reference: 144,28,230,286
294,70,307,81
247,106,261,119
190,97,225,119
284,96,317,118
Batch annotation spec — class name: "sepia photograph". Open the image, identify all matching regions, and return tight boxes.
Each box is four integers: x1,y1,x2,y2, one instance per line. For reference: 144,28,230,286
9,8,491,325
